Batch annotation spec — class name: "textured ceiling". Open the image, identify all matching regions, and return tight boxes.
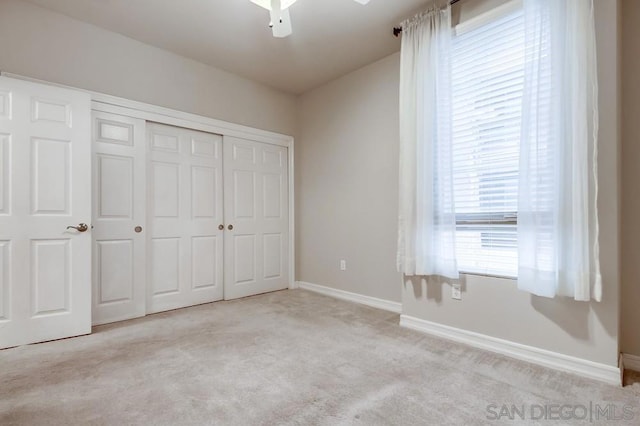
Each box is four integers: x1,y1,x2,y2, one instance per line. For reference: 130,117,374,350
23,0,430,94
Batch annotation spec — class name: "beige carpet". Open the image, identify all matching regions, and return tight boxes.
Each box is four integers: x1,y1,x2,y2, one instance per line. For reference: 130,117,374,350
1,289,639,425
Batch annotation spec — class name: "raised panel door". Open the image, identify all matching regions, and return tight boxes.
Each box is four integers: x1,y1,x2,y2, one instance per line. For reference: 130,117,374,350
147,123,223,312
0,76,91,349
223,136,288,300
91,111,146,325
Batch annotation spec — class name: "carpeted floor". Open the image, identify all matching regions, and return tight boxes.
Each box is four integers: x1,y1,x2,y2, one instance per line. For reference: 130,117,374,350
1,289,639,425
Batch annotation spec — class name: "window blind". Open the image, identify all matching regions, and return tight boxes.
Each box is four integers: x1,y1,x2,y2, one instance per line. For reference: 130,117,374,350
451,7,525,277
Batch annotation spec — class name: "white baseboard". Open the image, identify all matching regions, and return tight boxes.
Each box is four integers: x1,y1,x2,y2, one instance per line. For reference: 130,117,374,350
622,353,640,372
296,281,402,314
400,315,621,386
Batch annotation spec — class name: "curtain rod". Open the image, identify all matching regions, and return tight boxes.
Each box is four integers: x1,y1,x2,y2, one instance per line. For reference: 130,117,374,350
393,0,462,37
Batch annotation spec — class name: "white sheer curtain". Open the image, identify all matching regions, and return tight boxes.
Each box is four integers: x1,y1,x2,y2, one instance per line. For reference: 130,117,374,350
518,0,602,301
397,1,458,279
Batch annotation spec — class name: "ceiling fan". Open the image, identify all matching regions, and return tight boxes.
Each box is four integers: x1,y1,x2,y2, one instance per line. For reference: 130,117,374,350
250,0,371,38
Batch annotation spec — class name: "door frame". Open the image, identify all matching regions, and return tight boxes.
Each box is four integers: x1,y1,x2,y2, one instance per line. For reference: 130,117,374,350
1,72,297,295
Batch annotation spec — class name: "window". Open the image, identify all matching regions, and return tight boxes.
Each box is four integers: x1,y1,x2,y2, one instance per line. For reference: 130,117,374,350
451,6,525,277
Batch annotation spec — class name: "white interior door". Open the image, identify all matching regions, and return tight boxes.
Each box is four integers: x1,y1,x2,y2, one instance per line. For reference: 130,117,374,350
223,136,289,300
0,76,91,349
92,111,146,325
147,123,224,313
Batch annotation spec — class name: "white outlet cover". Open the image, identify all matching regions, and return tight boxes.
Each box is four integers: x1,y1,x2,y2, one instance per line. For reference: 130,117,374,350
451,284,462,300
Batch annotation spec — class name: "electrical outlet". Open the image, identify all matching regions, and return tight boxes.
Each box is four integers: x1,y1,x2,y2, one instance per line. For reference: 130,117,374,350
451,284,462,300
340,260,347,271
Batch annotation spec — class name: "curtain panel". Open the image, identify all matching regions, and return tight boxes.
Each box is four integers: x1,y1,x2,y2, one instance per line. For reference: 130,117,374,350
517,0,602,301
396,0,459,279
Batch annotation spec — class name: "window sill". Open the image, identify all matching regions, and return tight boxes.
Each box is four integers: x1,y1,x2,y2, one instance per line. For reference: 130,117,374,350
459,270,517,281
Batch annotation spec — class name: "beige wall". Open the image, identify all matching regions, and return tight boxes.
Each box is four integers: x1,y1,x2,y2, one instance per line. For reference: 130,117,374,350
297,53,402,303
621,0,640,358
0,0,297,136
297,0,620,366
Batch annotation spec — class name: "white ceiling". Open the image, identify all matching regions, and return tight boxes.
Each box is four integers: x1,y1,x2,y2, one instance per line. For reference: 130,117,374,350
22,0,429,94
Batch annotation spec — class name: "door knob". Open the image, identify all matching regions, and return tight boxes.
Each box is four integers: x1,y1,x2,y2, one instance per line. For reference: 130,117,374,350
218,224,224,230
134,226,143,233
67,223,89,232
228,224,234,230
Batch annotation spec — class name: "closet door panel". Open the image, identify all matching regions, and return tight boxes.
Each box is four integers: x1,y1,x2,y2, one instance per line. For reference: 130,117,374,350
92,112,146,325
224,136,288,300
147,123,223,313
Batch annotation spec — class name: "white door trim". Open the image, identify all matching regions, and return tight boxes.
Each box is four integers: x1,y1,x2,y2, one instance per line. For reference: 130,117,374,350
1,72,296,294
91,100,290,147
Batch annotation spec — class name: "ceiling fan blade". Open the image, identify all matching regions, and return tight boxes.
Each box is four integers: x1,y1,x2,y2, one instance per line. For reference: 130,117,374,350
353,0,370,4
270,7,292,38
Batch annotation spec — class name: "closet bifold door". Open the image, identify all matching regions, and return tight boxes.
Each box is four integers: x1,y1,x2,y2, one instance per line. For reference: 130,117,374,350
147,123,224,313
91,111,147,325
223,136,289,300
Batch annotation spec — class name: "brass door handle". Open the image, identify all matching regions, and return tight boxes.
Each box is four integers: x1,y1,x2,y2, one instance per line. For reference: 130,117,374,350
67,223,89,232
228,224,233,230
